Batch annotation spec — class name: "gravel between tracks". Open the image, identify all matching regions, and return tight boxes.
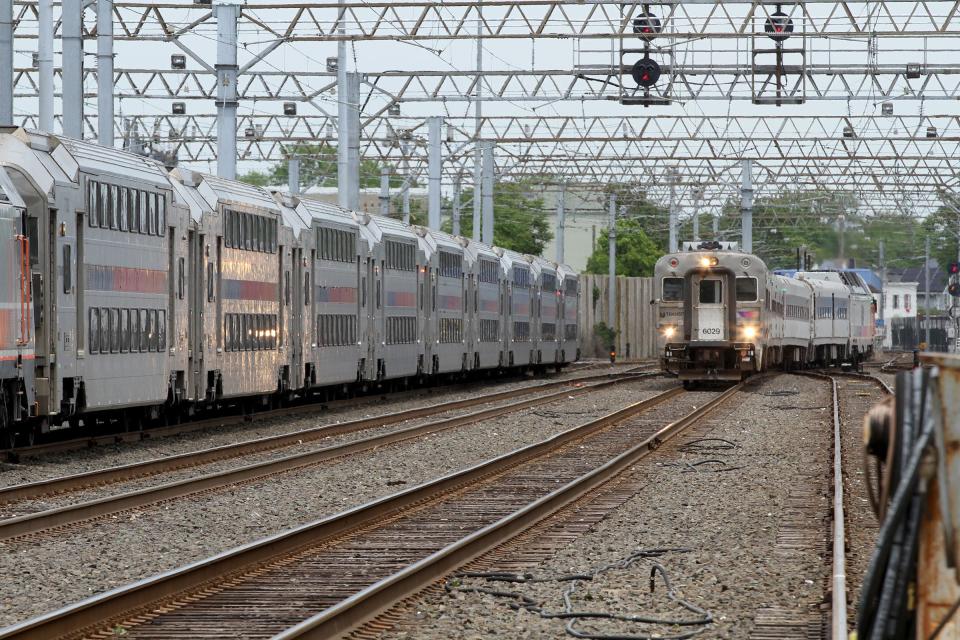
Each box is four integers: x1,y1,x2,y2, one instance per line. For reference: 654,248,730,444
379,374,841,640
0,376,675,629
0,364,641,489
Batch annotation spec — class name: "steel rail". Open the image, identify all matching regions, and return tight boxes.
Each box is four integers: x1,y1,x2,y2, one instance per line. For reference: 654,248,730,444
0,374,651,539
0,380,727,640
2,366,647,461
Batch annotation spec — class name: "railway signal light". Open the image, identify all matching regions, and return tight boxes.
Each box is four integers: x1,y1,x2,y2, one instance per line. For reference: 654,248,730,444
632,11,662,40
764,10,794,42
631,57,661,88
949,262,960,275
950,283,960,297
609,347,616,363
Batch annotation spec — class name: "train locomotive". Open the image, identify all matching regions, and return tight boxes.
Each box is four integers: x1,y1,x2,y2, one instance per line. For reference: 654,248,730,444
0,128,581,446
654,241,875,382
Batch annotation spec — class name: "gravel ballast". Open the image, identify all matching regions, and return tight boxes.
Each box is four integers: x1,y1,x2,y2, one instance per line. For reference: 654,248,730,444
378,374,842,639
0,364,641,489
0,376,674,628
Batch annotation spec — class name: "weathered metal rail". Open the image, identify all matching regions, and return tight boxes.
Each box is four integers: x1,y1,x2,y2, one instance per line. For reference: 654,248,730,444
0,380,747,640
0,373,654,539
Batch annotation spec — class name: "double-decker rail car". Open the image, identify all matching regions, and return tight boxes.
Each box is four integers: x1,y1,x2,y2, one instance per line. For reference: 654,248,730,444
0,128,581,446
654,241,874,382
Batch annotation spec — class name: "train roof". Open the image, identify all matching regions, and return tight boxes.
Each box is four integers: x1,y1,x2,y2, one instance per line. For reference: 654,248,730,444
412,226,468,258
458,236,499,262
51,132,172,187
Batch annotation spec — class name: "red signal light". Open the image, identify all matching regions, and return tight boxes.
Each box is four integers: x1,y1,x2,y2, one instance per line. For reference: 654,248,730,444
949,262,960,275
631,57,661,89
764,11,794,42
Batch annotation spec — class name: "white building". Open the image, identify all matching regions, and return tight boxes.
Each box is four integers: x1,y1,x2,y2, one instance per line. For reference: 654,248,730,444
880,281,918,349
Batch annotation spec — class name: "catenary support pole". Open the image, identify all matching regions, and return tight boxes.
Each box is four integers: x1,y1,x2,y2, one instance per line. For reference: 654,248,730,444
713,212,719,237
379,167,390,217
607,193,617,344
925,235,932,348
481,141,494,245
214,3,239,179
402,182,410,225
62,0,83,138
97,0,113,145
556,182,566,263
38,0,53,132
668,174,678,253
288,157,300,196
472,0,483,242
0,0,13,126
452,178,462,236
741,159,753,253
336,0,349,208
428,116,442,230
346,72,360,210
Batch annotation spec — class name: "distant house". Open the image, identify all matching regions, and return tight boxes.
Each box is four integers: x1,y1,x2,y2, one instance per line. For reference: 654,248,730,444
888,260,950,312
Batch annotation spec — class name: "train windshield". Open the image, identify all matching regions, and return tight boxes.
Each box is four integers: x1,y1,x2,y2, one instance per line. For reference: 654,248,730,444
735,277,758,302
699,280,722,304
662,277,683,301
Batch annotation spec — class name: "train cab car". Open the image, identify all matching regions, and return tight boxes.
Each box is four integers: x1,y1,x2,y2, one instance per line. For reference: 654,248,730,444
496,247,534,368
530,255,560,367
416,227,468,376
654,242,770,381
556,264,580,365
294,198,367,389
462,238,503,371
0,130,181,443
360,215,425,381
175,171,285,407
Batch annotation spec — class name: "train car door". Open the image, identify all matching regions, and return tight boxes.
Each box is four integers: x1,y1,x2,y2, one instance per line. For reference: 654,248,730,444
692,274,726,341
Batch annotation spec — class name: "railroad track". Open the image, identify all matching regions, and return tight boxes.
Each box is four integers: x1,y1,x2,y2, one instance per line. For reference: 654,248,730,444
0,370,657,539
2,363,653,461
0,379,747,640
798,370,891,637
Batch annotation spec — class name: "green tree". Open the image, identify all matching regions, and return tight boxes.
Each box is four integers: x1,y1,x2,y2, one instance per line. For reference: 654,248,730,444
584,217,661,277
238,144,406,190
922,196,960,269
444,182,552,255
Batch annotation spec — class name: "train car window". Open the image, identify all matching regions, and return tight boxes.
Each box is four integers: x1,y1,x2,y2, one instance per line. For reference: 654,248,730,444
120,309,130,352
224,316,232,351
151,310,160,351
207,263,215,302
89,308,100,353
735,277,758,302
304,272,310,306
62,244,71,293
127,189,138,232
98,182,110,228
178,257,185,300
662,277,683,302
97,306,107,352
283,271,290,305
108,184,119,229
88,181,99,227
118,189,128,231
110,308,120,353
130,309,140,352
224,211,233,248
140,309,149,352
361,277,367,307
699,280,722,304
138,190,148,233
376,280,381,309
158,195,166,232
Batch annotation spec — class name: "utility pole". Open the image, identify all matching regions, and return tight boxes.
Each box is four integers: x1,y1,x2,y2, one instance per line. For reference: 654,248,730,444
481,141,494,245
214,3,239,179
0,0,12,126
925,235,931,349
379,167,390,217
97,0,113,146
556,182,566,263
668,172,678,253
741,159,753,253
401,138,411,224
345,72,361,210
288,157,300,196
607,193,617,336
452,177,462,236
62,0,83,138
38,0,53,132
427,116,442,231
336,0,349,208
472,0,483,242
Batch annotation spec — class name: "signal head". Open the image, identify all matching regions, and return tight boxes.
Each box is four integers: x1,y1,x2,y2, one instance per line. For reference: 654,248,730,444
949,262,960,275
764,10,794,42
631,57,661,89
632,12,662,40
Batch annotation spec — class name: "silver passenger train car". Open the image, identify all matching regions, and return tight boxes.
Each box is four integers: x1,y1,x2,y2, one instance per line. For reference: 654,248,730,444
0,128,581,445
654,241,874,382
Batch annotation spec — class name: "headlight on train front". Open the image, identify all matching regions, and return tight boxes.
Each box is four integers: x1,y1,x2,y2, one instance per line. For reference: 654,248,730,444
741,325,758,340
662,325,676,338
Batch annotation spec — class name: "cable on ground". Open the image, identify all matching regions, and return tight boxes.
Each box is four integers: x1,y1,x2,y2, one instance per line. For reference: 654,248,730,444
445,548,712,639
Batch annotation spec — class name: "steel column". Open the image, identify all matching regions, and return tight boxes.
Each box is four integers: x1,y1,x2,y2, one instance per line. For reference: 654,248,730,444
346,71,361,210
481,141,494,245
38,0,53,132
741,159,753,254
607,193,617,336
556,183,565,264
379,167,390,217
96,0,113,145
668,175,678,253
62,0,84,138
0,0,13,126
288,157,300,195
925,235,932,348
428,116,442,231
472,0,483,242
214,3,239,179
